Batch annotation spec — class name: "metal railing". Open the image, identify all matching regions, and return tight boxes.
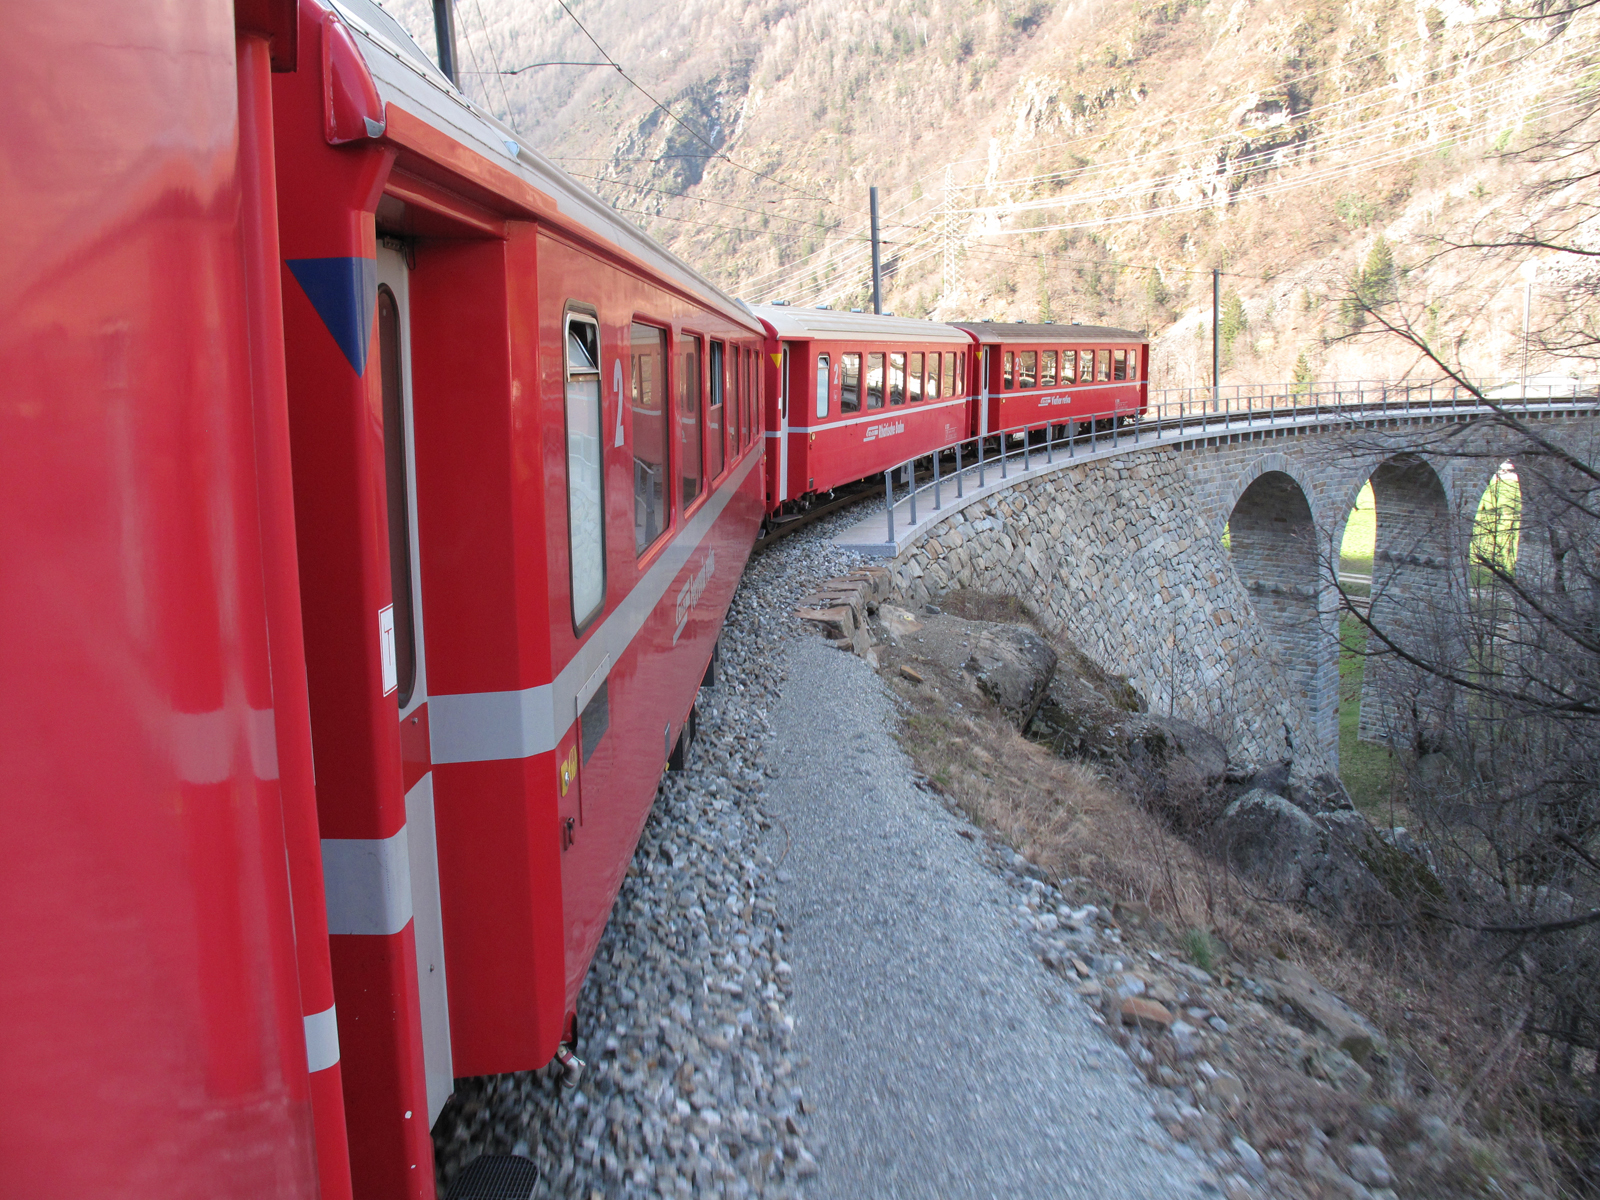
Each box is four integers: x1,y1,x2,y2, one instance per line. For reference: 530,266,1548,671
875,378,1600,544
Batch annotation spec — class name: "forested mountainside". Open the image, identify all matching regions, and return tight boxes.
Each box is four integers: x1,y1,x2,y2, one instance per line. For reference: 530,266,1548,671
382,0,1598,389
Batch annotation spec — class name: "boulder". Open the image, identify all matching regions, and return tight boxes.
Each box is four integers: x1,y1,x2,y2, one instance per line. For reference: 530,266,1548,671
1289,769,1355,814
963,624,1057,730
1161,719,1229,787
1269,959,1386,1062
1216,793,1438,920
1216,789,1322,897
878,604,924,641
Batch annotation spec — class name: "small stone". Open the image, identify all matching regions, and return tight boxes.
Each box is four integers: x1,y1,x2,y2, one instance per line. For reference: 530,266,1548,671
1070,957,1092,978
1208,1016,1229,1033
1208,1075,1245,1111
898,664,925,684
1120,997,1175,1029
1231,1135,1266,1181
1346,1143,1393,1188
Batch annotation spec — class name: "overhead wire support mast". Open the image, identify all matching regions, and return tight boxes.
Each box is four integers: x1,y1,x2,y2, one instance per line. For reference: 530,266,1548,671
870,186,882,315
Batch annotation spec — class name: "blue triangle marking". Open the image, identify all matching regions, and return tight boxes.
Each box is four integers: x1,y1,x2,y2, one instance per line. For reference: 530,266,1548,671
286,257,378,375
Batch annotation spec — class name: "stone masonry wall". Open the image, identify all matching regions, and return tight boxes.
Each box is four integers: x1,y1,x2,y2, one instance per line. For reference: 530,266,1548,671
887,448,1335,779
881,413,1597,781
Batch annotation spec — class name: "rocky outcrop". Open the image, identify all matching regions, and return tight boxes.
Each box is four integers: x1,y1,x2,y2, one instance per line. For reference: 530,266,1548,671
885,454,1336,781
964,624,1058,729
1215,789,1440,920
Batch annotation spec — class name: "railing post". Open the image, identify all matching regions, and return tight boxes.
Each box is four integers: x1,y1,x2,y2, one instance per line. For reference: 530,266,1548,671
933,449,942,510
909,460,917,525
1046,422,1054,465
978,434,986,487
956,440,964,498
885,469,894,542
1001,430,1009,479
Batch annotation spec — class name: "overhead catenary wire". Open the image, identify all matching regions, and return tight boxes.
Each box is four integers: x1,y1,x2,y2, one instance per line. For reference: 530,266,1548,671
544,0,842,209
565,171,830,227
766,75,1585,307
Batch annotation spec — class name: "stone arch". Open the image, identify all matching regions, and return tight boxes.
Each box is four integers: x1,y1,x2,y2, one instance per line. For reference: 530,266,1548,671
1226,468,1338,762
1355,455,1458,748
1211,450,1323,542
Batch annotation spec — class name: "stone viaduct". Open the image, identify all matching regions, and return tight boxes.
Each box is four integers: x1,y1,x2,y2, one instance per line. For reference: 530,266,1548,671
833,398,1600,789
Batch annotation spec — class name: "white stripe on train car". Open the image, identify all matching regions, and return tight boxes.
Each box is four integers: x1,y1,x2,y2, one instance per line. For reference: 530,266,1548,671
807,394,968,432
303,1003,341,1073
427,448,762,765
321,826,414,936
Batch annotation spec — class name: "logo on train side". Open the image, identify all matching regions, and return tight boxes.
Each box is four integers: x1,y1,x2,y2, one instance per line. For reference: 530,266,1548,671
861,420,905,443
1038,392,1073,408
673,548,716,645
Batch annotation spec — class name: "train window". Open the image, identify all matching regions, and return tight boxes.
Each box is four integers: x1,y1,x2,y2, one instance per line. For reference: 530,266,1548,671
889,352,905,405
1128,348,1141,381
925,353,941,401
377,286,416,707
1112,349,1125,381
1098,349,1111,381
908,352,924,402
728,344,741,452
1019,351,1037,389
679,334,703,507
1063,350,1077,383
747,348,757,443
707,341,726,478
631,322,669,556
815,354,830,419
1041,351,1057,387
1079,351,1093,383
841,353,861,413
866,352,885,409
1002,350,1014,390
564,311,606,630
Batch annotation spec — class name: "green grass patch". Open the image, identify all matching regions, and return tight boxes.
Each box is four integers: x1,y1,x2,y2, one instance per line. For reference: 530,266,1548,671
1471,471,1519,586
1340,482,1374,584
1338,614,1395,814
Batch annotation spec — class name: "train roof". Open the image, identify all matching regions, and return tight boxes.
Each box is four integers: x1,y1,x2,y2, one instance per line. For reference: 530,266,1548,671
950,321,1146,344
331,0,761,334
748,304,973,346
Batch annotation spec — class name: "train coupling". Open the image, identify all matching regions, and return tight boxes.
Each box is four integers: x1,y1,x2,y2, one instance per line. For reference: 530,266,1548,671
555,1043,586,1088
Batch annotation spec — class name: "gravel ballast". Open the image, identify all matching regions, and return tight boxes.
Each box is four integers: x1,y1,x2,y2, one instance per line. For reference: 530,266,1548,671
432,509,1217,1198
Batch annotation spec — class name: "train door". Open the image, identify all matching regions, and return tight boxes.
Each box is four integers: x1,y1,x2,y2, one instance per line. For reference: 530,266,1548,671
777,343,791,502
374,245,454,1125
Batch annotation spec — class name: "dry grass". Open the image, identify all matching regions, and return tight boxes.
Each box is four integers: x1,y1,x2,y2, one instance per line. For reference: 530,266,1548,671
897,668,1338,962
880,599,1576,1197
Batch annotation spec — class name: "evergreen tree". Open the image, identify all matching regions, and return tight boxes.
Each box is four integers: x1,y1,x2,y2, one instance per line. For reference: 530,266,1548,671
1358,236,1396,305
1291,350,1313,395
1220,290,1248,356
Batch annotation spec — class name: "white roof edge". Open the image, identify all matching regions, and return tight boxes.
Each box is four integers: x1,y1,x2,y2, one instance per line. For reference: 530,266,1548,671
747,304,973,345
330,0,761,335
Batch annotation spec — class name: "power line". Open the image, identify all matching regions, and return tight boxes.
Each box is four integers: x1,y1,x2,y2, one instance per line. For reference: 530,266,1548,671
467,0,517,127
545,0,842,209
566,171,838,227
607,205,819,240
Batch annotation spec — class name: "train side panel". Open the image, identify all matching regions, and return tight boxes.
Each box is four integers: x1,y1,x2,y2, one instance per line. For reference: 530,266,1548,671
0,1,320,1195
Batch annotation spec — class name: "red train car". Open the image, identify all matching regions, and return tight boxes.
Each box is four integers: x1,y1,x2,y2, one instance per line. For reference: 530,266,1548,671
953,322,1149,438
754,304,971,510
4,0,766,1196
2,2,326,1196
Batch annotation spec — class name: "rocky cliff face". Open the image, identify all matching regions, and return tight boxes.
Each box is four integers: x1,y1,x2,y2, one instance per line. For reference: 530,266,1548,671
382,0,1598,388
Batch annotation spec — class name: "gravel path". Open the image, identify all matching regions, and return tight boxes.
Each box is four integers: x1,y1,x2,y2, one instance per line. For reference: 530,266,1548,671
432,508,1215,1199
766,636,1216,1200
